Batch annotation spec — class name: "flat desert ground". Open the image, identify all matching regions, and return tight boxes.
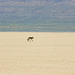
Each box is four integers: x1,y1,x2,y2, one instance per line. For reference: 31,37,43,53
0,32,75,75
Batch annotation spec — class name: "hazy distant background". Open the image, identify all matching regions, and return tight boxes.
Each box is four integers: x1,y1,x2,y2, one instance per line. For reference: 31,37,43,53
0,0,75,32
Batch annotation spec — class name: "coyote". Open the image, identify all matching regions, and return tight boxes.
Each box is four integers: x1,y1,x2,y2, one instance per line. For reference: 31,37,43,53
27,37,34,41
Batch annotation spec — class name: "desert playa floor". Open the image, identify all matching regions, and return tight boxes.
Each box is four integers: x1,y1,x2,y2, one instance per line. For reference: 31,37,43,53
0,32,75,75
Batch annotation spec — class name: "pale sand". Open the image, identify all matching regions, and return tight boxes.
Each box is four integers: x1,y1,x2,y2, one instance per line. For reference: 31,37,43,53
0,32,75,75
